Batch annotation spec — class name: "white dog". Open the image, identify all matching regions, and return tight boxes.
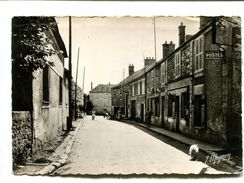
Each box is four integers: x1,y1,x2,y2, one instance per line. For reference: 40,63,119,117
189,144,199,160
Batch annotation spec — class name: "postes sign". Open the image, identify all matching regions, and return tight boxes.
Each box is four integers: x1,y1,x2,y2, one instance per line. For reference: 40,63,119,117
205,50,225,60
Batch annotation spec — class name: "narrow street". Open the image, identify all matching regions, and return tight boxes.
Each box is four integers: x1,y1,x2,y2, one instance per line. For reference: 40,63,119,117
53,116,227,175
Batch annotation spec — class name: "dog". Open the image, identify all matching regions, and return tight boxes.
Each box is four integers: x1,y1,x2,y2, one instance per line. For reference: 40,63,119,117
189,144,199,160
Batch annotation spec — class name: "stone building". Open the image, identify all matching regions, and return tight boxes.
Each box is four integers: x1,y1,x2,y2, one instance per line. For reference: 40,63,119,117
112,16,241,151
111,58,155,121
89,84,114,115
12,17,69,162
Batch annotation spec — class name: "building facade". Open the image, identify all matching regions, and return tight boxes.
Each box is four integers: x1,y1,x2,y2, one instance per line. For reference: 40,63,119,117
12,17,69,162
90,84,114,115
111,16,241,151
112,58,155,122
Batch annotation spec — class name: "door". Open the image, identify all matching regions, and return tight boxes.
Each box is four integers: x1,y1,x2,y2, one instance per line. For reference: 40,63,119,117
161,96,165,127
175,96,180,132
194,95,202,127
141,104,144,123
131,100,136,119
125,94,128,118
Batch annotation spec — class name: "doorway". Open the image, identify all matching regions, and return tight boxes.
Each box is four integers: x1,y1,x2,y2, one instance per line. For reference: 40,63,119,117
175,96,180,132
140,104,144,123
131,100,136,119
161,96,165,127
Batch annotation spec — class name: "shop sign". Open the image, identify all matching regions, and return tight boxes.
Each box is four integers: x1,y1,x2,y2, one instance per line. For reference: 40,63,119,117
205,50,225,60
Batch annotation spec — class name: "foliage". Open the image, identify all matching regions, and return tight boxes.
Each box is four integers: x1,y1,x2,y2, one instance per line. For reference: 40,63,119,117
71,80,83,108
12,113,32,166
12,17,62,72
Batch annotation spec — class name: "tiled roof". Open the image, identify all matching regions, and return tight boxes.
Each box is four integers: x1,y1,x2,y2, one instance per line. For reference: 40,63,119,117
90,84,115,93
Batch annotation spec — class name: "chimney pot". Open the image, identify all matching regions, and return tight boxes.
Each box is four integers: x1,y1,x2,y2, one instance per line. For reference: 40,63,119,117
128,64,134,76
178,22,186,45
144,56,155,66
162,41,175,58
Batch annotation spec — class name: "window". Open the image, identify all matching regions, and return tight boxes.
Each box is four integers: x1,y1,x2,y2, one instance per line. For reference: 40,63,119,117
175,52,181,77
156,67,160,77
134,83,138,96
43,66,49,104
194,95,206,127
59,77,63,104
161,62,165,84
142,80,145,95
168,94,174,117
140,81,142,95
137,82,140,95
194,36,204,72
181,92,190,125
132,85,135,96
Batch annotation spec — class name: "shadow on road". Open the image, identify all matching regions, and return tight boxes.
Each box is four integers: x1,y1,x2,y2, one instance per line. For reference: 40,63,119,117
112,120,241,174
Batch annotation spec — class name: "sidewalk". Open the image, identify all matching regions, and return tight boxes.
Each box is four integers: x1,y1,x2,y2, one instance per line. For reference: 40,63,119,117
14,119,83,175
122,119,241,171
35,119,83,175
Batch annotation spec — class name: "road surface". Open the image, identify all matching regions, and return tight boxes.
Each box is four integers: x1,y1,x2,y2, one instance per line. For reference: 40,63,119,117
54,116,227,175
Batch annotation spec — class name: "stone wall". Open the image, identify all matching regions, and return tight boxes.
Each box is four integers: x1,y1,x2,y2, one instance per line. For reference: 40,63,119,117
204,29,226,146
227,25,242,150
12,111,32,164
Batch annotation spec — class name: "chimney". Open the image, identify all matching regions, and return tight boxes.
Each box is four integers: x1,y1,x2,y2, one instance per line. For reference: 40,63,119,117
162,41,175,58
199,16,214,29
144,57,156,67
128,64,134,76
91,82,93,90
178,22,186,45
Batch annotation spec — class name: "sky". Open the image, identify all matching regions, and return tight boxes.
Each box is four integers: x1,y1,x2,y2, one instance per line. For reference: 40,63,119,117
56,16,200,94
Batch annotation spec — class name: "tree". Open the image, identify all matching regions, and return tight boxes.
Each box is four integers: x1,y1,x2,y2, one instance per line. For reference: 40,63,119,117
12,16,62,72
86,99,94,114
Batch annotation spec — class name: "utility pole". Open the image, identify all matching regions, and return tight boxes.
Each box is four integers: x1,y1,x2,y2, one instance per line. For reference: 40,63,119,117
74,47,80,120
68,16,72,131
153,16,157,61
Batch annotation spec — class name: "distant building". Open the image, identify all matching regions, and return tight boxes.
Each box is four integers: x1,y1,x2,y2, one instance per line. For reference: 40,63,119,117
111,59,155,121
89,84,114,115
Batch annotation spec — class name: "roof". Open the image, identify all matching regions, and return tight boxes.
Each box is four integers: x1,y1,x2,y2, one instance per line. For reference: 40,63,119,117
156,19,214,67
49,17,68,58
90,84,115,93
112,62,155,89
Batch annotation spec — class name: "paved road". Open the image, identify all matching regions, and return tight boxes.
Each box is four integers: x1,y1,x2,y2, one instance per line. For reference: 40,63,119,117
54,116,227,175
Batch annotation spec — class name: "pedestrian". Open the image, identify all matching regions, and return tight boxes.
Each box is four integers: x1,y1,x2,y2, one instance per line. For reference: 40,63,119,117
189,144,199,161
146,109,152,127
184,105,189,125
92,109,96,120
117,109,121,121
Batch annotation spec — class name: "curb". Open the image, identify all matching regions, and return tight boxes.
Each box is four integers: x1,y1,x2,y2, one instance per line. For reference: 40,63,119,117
35,119,83,175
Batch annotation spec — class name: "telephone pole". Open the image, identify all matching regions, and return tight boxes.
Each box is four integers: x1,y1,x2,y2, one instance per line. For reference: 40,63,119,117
68,16,72,131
